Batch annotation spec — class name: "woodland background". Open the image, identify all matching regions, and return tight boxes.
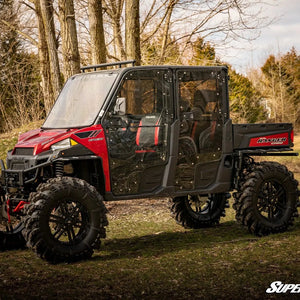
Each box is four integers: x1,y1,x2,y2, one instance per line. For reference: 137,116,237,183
0,0,299,133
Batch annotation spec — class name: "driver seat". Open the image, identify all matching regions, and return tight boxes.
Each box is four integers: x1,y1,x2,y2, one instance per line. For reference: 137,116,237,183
135,114,163,159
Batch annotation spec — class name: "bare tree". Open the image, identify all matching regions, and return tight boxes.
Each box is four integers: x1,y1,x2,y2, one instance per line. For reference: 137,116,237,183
30,0,53,113
0,0,44,132
125,0,141,65
159,0,178,63
103,0,126,61
140,0,274,64
2,0,55,114
77,0,273,65
88,0,106,64
58,0,81,78
39,0,61,98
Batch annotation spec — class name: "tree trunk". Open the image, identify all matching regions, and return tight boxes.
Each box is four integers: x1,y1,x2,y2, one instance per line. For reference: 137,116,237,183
34,0,53,114
88,0,106,64
103,0,126,61
58,0,81,78
159,0,176,64
39,0,61,99
125,0,141,65
112,0,126,61
113,16,126,61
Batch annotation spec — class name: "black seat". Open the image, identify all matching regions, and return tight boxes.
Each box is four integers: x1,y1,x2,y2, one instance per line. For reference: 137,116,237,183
136,114,163,149
135,114,163,160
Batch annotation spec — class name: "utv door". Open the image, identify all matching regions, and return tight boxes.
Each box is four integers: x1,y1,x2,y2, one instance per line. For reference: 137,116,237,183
175,68,225,190
103,69,173,196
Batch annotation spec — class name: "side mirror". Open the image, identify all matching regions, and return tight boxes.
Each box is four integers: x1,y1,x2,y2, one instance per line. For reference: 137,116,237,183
114,97,126,115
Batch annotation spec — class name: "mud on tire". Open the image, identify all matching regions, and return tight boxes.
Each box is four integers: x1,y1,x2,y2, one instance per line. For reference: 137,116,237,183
170,193,229,228
233,161,299,236
22,177,108,263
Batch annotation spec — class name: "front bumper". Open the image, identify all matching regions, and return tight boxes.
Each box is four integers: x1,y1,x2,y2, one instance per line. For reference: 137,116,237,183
1,150,53,188
1,160,52,187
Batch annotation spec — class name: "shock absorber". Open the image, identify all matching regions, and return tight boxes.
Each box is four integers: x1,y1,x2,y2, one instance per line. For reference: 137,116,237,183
55,161,64,177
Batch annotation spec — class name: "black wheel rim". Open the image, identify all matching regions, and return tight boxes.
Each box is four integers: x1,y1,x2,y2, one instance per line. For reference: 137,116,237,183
186,195,213,215
48,199,90,245
256,179,287,221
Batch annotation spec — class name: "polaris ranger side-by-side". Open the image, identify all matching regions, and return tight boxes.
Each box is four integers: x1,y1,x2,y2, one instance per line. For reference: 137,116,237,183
0,61,299,263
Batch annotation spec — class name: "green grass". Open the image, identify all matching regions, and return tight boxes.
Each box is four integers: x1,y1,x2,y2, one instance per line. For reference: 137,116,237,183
0,201,299,299
0,124,299,299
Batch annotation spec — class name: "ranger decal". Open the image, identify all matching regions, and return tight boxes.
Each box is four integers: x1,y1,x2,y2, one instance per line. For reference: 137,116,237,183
249,132,289,147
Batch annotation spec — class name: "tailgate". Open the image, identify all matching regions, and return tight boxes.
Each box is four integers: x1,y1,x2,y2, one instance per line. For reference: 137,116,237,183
233,123,294,150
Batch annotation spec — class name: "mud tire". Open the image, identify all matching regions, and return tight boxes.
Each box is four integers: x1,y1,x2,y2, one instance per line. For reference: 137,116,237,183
22,177,108,263
170,193,229,228
233,162,299,236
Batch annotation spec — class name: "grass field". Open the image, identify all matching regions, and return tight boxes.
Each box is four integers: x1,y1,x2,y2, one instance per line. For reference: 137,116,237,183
0,125,299,299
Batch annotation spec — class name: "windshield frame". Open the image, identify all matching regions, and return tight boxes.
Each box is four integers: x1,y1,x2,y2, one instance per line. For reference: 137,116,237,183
42,70,120,130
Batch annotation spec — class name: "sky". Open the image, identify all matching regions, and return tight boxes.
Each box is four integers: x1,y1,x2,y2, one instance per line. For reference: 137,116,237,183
217,0,300,74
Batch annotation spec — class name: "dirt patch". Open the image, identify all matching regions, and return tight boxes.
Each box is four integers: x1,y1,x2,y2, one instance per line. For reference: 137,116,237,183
105,198,169,218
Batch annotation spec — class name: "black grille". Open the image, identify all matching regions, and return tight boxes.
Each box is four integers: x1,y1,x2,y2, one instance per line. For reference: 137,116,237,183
11,163,25,170
13,147,34,156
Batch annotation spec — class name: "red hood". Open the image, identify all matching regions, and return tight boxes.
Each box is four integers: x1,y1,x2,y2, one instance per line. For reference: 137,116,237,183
13,125,111,192
14,128,78,155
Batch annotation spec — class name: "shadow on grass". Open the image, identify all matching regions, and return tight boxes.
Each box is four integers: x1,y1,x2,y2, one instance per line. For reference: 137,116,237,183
91,219,300,262
93,218,300,262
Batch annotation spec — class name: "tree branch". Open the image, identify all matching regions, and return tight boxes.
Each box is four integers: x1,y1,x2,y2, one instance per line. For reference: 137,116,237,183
0,19,38,46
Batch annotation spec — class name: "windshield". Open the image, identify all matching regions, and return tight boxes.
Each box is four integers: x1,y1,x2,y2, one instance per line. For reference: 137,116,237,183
43,72,118,128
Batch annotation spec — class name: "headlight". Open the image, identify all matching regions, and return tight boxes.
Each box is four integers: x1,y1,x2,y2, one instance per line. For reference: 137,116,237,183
51,138,77,151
